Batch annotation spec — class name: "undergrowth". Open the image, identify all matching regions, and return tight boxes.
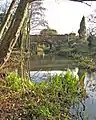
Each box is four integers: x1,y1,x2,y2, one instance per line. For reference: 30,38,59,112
0,70,86,120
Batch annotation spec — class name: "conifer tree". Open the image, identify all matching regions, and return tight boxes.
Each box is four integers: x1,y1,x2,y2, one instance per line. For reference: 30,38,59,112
78,16,86,39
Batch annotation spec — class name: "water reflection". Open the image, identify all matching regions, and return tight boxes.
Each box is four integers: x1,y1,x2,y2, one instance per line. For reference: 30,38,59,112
30,70,96,120
30,70,65,82
84,72,96,120
70,100,87,120
70,71,96,120
84,72,96,98
30,68,79,82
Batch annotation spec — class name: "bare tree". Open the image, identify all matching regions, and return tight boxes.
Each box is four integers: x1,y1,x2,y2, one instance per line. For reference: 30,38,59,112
30,0,48,34
87,10,96,36
0,0,10,14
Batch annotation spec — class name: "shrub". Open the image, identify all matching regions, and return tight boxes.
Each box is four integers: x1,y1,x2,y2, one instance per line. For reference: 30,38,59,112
5,72,21,91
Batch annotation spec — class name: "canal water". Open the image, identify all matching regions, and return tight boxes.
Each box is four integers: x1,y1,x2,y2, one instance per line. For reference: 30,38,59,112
30,69,96,120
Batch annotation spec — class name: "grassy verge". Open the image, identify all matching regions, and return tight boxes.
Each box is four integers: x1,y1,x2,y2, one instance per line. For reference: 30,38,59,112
0,70,86,120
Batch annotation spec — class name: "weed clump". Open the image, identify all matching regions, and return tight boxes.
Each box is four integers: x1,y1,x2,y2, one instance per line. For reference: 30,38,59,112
0,70,86,120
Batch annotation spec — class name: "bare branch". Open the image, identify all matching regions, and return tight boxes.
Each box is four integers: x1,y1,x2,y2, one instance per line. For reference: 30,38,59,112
70,0,91,7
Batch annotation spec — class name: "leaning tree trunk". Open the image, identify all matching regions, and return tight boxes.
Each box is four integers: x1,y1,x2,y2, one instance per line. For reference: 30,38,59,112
0,0,37,69
0,0,29,69
0,0,16,40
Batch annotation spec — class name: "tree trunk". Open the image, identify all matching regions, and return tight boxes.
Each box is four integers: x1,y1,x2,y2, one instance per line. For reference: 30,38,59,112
0,0,16,40
0,0,29,69
0,0,37,69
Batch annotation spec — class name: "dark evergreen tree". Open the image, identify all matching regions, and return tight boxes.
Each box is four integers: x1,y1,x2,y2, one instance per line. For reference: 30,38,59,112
78,16,86,39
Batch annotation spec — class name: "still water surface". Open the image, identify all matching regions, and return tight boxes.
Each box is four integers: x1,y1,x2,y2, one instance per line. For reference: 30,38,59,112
30,70,96,120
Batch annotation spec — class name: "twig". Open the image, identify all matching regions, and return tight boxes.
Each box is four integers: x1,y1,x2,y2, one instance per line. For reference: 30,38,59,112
70,0,91,7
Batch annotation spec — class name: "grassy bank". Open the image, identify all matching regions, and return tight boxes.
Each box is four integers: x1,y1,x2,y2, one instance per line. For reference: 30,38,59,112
0,70,86,120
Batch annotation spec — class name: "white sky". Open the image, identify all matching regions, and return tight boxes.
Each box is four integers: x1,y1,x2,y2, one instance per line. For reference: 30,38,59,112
1,0,96,34
43,0,96,34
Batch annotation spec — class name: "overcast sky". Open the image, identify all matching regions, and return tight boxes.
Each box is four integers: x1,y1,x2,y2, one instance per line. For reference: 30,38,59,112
1,0,96,34
43,0,96,34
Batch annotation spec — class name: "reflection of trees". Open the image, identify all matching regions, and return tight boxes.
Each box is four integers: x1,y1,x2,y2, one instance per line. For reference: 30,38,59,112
71,71,96,120
85,72,96,91
70,100,86,120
